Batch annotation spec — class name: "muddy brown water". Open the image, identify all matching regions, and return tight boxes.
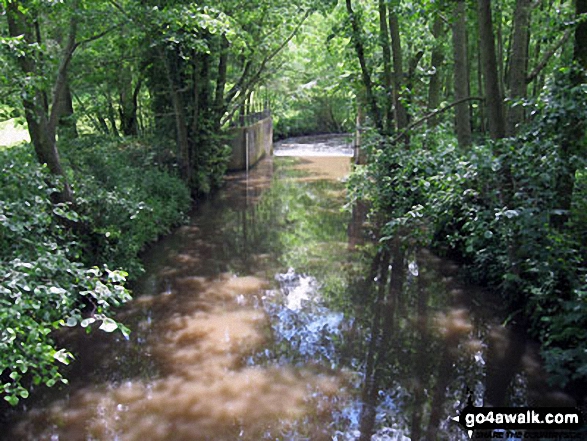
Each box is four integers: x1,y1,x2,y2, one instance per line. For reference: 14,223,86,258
1,136,581,440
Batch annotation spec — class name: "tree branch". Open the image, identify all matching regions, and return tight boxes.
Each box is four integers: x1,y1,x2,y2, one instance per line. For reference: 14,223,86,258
239,9,311,97
526,28,572,84
48,12,116,133
347,0,382,131
222,9,311,125
48,3,79,133
224,59,252,107
390,96,484,144
76,25,118,48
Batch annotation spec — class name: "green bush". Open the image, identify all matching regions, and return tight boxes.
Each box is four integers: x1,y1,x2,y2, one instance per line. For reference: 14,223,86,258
63,136,192,275
0,145,131,406
190,129,232,196
0,135,191,405
273,94,354,140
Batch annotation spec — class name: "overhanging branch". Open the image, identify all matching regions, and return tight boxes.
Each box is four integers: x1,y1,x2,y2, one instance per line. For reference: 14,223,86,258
390,96,484,144
526,28,572,84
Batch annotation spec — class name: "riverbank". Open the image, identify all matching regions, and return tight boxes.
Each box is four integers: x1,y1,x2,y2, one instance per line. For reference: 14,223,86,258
3,137,580,439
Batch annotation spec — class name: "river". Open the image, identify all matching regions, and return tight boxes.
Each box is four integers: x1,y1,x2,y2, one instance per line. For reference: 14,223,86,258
1,135,579,440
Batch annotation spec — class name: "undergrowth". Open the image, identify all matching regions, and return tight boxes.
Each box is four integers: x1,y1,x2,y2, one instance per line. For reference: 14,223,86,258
0,136,191,406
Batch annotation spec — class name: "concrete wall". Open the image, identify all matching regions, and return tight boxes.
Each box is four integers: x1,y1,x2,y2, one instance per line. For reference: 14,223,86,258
227,116,273,171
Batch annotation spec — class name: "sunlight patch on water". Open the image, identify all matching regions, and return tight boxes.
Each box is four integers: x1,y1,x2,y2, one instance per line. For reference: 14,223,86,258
290,157,352,182
259,268,412,440
434,308,474,341
10,273,343,440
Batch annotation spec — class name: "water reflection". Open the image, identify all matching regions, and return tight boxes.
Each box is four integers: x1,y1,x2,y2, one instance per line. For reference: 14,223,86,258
1,138,579,440
326,242,579,440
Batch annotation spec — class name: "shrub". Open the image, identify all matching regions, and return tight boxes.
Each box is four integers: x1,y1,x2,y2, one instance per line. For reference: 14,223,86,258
0,145,130,406
0,135,192,405
62,136,192,275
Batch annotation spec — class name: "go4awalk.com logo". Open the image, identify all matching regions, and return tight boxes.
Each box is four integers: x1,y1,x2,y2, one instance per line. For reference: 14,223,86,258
451,395,585,439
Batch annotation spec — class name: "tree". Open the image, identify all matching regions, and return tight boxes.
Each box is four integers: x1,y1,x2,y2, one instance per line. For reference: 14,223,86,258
106,0,319,193
575,0,587,74
388,2,408,134
345,0,383,132
506,0,532,136
4,0,77,203
452,0,472,147
477,0,505,140
427,15,446,127
378,0,393,134
551,0,587,229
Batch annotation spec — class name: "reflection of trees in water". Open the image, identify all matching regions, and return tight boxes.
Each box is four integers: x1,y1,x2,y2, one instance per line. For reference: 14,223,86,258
339,240,488,440
8,150,571,439
215,158,351,278
345,236,574,439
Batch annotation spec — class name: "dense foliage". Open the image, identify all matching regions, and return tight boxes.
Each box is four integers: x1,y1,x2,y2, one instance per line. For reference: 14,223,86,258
0,139,191,405
1,0,585,407
0,0,320,405
269,12,356,139
63,136,191,273
348,71,587,388
323,0,587,393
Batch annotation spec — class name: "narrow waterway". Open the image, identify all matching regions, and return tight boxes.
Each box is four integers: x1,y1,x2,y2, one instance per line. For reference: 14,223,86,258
1,136,579,440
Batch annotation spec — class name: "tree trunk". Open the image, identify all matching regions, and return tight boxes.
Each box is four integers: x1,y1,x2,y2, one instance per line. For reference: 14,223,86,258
388,9,408,133
477,0,506,139
346,0,383,132
427,16,445,127
162,49,191,184
191,50,212,180
23,103,73,204
552,0,587,229
97,115,111,134
119,64,141,136
105,92,120,137
496,4,506,93
574,0,587,75
506,0,532,136
378,0,393,134
530,1,545,99
213,35,229,132
6,0,74,204
452,0,472,147
197,51,212,121
57,80,79,140
477,41,486,134
407,50,425,128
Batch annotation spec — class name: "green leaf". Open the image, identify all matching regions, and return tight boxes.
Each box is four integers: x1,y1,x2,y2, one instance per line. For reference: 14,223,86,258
80,317,96,327
53,349,72,365
4,395,19,406
99,318,118,333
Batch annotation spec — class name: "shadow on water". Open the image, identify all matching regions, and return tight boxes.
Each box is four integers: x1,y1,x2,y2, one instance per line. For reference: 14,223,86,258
1,137,581,440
